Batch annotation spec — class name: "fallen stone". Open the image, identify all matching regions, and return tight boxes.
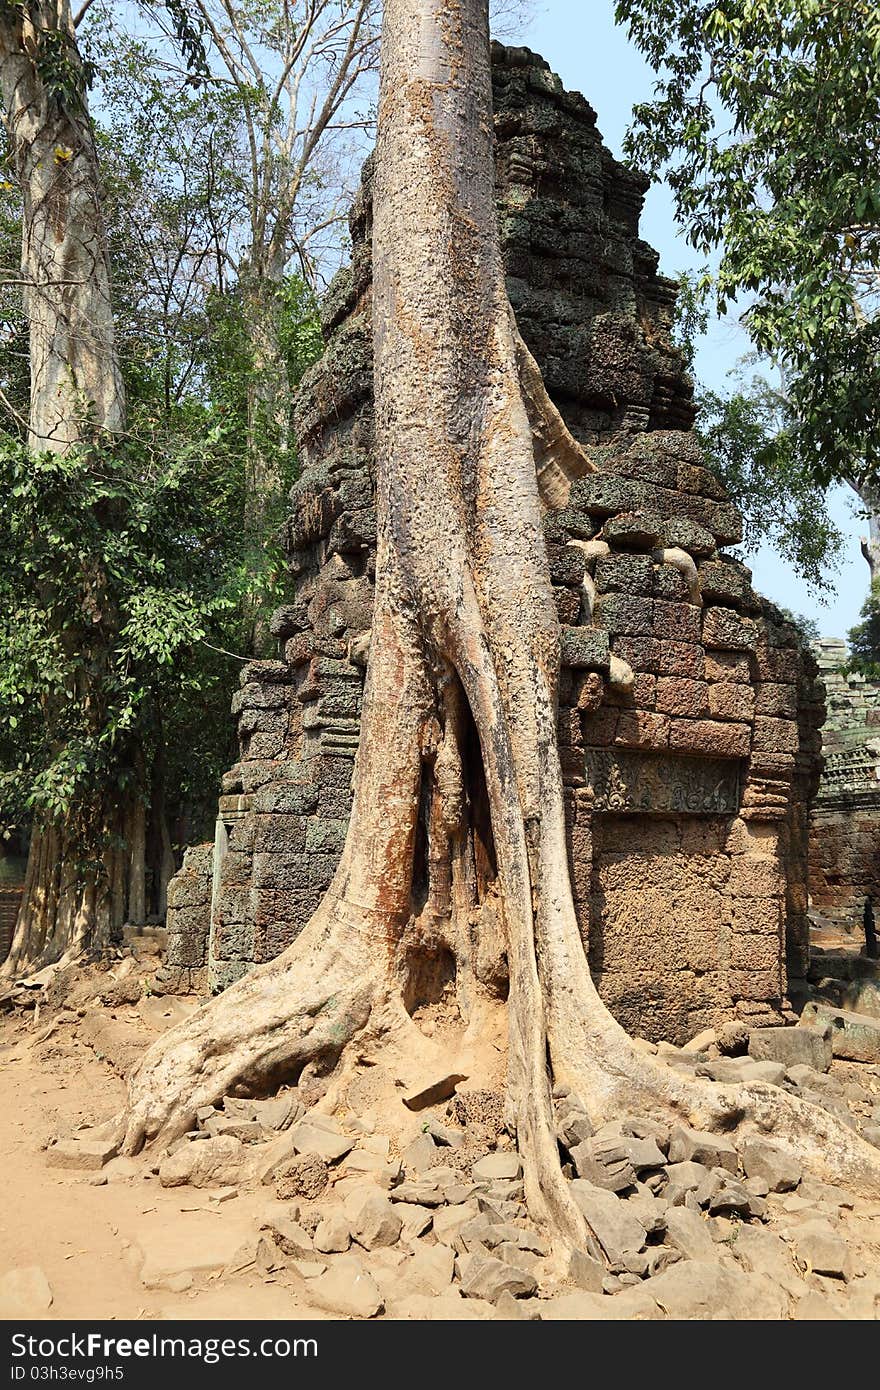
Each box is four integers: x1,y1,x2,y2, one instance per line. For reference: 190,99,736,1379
407,1241,455,1293
708,1185,753,1219
306,1254,383,1318
792,1292,844,1320
250,1096,299,1130
667,1126,737,1173
206,1118,266,1143
741,1138,802,1193
350,1191,403,1250
290,1122,354,1163
402,1074,468,1111
626,1193,667,1236
646,1260,788,1319
137,1218,255,1288
556,1107,594,1149
493,1291,542,1319
791,1221,851,1280
732,1225,804,1297
402,1133,438,1172
570,1141,635,1192
736,1060,787,1086
432,1202,480,1244
471,1153,522,1182
389,1180,445,1207
664,1206,716,1261
542,1288,660,1320
785,1063,821,1088
426,1119,464,1149
398,1204,433,1241
460,1256,537,1303
261,1213,315,1259
663,1160,715,1205
568,1249,604,1292
0,1267,53,1317
314,1213,351,1254
682,1028,717,1053
800,1002,880,1064
569,1181,647,1262
46,1138,118,1171
748,1025,832,1072
159,1135,254,1189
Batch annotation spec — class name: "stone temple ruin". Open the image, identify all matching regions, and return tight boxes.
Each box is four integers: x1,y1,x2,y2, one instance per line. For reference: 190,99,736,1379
809,638,880,938
164,45,825,1045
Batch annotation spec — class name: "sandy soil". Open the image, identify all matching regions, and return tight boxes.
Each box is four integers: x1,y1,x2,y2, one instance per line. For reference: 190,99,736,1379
0,993,323,1321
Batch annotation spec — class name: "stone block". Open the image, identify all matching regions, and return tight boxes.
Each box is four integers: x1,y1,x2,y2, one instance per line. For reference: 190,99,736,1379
702,606,758,651
668,718,751,757
747,1025,832,1071
655,677,710,719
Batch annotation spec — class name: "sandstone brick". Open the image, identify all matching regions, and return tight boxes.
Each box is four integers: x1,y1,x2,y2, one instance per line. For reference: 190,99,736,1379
668,719,751,757
653,600,701,643
708,682,756,722
657,641,704,678
612,636,662,673
595,552,654,595
614,710,670,748
752,715,800,754
730,969,783,1001
655,677,709,719
702,606,758,651
755,683,798,717
705,651,751,683
594,593,654,637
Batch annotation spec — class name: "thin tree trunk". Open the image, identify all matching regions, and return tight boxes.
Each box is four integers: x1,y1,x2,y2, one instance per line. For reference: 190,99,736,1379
857,482,880,585
0,0,124,450
242,270,290,531
0,2,140,976
121,0,880,1250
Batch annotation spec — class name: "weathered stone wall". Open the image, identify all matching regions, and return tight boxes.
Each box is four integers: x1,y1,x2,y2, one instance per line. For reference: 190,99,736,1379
809,637,880,937
162,843,213,992
190,45,822,1040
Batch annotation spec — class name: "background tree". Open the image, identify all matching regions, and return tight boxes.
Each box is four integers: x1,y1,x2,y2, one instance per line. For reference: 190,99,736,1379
618,0,880,582
0,0,323,970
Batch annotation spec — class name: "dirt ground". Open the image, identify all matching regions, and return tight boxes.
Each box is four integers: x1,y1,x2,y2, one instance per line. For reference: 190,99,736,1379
0,987,327,1321
2,945,880,1322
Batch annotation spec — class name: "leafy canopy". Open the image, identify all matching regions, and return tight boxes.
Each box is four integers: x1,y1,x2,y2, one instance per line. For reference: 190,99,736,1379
617,0,880,492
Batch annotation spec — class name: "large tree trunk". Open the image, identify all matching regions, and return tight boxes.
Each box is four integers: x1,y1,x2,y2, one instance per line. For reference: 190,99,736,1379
0,0,124,450
121,0,880,1254
0,2,141,976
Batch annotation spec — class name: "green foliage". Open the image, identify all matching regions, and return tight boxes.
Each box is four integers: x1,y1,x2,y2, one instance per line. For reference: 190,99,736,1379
848,580,880,676
0,429,248,841
617,0,880,491
694,370,843,588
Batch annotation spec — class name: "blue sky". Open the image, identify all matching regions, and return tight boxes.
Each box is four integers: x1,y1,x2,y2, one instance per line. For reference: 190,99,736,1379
517,0,866,640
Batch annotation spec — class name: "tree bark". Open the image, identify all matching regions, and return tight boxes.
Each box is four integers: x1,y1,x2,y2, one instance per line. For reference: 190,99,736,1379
120,0,880,1252
0,2,144,975
856,482,880,586
0,0,124,450
242,268,290,533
